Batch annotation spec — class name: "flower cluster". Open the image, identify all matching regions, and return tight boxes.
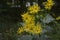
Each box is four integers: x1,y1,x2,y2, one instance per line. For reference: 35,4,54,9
17,0,56,36
43,0,55,10
17,3,42,35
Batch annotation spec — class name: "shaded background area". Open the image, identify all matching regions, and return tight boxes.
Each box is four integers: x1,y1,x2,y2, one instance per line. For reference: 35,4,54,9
0,0,60,40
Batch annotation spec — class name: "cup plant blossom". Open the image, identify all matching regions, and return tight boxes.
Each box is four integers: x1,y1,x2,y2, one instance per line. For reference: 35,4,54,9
17,0,60,40
17,3,42,35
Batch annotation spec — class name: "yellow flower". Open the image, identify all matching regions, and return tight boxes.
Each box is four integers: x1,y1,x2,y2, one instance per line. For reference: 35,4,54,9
21,12,35,23
23,23,35,32
43,0,55,10
32,23,42,35
24,23,42,35
56,16,60,20
28,3,40,14
17,27,24,34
